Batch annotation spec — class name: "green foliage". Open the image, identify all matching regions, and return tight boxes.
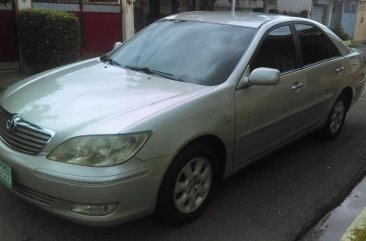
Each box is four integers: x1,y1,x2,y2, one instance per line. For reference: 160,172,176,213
349,227,366,241
18,8,80,71
0,0,11,6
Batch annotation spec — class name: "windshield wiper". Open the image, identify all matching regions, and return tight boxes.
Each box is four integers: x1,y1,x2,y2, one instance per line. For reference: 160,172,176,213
100,55,122,66
124,65,175,80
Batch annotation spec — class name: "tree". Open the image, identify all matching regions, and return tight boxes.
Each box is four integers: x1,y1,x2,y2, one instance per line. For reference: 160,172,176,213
0,0,12,6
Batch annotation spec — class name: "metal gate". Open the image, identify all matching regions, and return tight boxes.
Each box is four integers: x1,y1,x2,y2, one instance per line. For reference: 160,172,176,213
133,0,271,32
0,1,19,70
134,0,197,32
33,0,122,57
311,5,325,24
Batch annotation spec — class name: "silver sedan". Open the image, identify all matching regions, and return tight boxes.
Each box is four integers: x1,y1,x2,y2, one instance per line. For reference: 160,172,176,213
0,12,365,226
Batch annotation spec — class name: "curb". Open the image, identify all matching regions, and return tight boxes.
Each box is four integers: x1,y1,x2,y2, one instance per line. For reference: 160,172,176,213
300,175,366,241
341,207,366,241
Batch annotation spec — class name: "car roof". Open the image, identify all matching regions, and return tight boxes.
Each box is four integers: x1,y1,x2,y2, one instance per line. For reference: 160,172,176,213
165,11,305,28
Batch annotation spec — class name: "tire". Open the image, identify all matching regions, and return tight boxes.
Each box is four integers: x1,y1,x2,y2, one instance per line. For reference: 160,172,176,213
156,143,218,225
318,95,347,141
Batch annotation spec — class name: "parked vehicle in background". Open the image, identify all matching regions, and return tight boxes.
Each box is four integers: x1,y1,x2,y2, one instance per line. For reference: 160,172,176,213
0,12,364,226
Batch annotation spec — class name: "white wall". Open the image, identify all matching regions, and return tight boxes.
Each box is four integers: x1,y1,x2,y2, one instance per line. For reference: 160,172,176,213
353,0,366,42
15,0,31,11
277,0,312,13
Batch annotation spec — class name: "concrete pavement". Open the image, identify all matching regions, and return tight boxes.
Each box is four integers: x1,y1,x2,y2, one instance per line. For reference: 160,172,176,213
300,176,366,241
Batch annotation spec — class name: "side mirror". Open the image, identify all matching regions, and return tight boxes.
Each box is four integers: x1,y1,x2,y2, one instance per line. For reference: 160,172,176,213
248,67,280,86
113,41,122,50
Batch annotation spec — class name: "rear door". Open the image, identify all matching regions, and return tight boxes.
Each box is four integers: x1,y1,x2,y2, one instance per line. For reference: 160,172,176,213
293,23,345,125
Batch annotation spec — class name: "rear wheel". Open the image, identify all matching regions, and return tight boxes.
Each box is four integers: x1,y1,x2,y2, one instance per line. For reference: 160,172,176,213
318,95,347,141
156,143,218,225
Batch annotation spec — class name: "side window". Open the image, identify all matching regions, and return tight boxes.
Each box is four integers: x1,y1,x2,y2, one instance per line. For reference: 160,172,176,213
251,25,297,73
295,24,341,66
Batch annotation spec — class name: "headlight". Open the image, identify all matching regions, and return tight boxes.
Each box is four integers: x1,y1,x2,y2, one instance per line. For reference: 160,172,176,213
47,133,150,167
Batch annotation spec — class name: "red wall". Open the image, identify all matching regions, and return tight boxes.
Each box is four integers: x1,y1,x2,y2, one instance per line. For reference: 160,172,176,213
0,10,18,62
82,12,122,57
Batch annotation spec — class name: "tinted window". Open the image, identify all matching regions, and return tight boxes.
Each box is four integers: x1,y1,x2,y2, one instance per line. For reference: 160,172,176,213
251,25,297,73
295,24,340,66
110,20,256,86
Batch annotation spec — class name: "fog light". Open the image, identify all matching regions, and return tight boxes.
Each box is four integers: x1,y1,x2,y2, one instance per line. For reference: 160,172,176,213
71,203,118,216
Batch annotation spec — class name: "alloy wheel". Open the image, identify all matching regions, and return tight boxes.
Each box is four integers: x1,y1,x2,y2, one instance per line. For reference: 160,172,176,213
173,157,212,214
329,100,345,134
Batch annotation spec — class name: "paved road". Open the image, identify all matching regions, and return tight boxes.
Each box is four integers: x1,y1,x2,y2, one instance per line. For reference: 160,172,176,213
0,90,366,241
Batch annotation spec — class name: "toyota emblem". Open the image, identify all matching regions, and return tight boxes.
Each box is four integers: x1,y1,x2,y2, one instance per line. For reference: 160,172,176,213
6,114,21,131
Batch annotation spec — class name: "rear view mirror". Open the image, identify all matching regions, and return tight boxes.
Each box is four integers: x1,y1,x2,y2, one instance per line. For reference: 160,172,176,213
113,42,122,50
248,67,280,86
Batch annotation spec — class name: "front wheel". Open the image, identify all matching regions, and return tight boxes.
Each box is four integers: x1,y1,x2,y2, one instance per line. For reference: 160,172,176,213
318,95,347,141
156,143,218,225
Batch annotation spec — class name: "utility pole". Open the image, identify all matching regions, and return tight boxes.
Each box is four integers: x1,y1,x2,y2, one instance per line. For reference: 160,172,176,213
14,0,31,11
122,0,135,41
231,0,236,14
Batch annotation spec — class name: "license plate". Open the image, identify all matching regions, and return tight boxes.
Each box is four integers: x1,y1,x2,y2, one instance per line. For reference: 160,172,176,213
0,161,12,189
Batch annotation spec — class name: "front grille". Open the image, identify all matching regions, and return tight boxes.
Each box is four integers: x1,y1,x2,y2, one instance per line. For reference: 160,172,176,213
0,107,54,155
12,182,56,206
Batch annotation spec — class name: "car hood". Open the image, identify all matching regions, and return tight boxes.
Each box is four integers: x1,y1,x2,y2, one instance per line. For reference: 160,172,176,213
1,59,211,135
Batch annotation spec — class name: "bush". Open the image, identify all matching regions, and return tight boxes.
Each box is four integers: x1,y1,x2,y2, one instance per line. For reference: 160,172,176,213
0,0,11,6
18,8,80,71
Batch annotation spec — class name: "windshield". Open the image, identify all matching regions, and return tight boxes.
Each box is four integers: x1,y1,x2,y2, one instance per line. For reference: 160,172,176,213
109,20,256,86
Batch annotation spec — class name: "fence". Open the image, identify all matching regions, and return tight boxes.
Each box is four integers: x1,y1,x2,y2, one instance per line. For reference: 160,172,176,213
134,0,198,32
134,0,265,32
0,2,19,70
33,0,122,57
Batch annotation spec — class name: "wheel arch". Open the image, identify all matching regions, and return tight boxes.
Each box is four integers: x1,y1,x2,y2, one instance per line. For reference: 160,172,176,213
173,134,227,180
340,87,353,112
154,134,227,220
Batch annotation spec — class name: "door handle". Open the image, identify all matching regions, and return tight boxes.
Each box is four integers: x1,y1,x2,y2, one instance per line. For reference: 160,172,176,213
336,67,344,75
291,82,304,91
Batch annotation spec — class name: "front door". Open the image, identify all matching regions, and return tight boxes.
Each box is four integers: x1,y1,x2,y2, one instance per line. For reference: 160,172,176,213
234,25,307,166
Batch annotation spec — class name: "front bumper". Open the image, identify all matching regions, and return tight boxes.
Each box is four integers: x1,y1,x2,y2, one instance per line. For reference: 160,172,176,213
0,141,172,226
